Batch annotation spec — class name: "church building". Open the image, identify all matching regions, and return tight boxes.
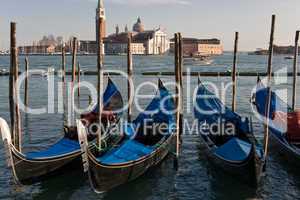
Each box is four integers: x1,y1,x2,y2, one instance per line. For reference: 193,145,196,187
104,17,170,55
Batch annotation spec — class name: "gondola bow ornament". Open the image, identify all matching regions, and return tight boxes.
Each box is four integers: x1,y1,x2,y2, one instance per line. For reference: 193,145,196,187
76,119,89,173
0,118,13,168
0,117,21,184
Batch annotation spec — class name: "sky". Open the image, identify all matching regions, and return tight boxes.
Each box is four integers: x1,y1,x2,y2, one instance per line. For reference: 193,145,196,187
0,0,300,51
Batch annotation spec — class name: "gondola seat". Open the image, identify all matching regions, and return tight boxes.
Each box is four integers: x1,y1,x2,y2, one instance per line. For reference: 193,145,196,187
214,138,263,162
26,138,80,160
98,140,153,164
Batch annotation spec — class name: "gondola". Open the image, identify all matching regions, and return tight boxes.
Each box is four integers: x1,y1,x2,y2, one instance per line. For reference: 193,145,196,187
77,80,176,193
194,81,265,187
0,78,123,185
252,79,300,165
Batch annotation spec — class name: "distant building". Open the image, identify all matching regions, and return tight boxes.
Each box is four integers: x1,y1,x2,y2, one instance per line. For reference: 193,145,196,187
248,48,268,55
170,38,223,56
79,40,97,54
18,44,56,54
133,17,145,33
135,29,169,55
104,32,145,55
104,17,169,55
249,45,300,55
271,45,300,54
104,32,133,55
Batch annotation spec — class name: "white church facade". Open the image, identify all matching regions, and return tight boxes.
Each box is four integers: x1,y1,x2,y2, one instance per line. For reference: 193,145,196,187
104,18,170,55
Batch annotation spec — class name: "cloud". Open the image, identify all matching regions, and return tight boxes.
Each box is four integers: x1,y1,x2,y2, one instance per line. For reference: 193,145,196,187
109,0,191,6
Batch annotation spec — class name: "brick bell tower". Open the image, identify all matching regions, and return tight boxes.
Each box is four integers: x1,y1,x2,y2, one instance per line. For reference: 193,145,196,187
96,0,106,44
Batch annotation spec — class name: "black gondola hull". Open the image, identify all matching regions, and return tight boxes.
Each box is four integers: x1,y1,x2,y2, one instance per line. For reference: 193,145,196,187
269,131,300,166
11,147,82,184
200,137,264,187
87,135,175,193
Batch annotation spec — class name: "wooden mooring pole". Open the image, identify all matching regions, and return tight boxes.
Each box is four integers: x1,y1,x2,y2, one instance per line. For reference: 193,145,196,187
71,38,77,84
264,14,276,159
96,6,105,150
10,22,21,151
9,23,16,146
77,62,81,108
232,32,239,112
62,44,66,84
62,44,67,126
178,33,183,138
71,37,77,125
88,95,92,106
292,31,299,111
174,32,182,170
24,57,29,109
127,33,133,122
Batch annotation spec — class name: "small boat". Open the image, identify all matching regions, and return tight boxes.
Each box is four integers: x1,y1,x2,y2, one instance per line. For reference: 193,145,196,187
284,56,294,60
77,79,176,193
194,81,265,187
184,55,213,66
0,78,124,185
0,68,8,75
0,68,7,73
252,79,300,165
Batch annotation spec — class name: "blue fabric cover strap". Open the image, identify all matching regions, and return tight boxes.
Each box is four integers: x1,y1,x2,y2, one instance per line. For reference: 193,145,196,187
214,138,263,162
98,140,153,164
26,138,80,159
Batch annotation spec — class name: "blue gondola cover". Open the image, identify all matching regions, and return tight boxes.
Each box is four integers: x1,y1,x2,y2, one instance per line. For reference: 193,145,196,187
26,138,80,159
98,140,153,164
214,138,263,162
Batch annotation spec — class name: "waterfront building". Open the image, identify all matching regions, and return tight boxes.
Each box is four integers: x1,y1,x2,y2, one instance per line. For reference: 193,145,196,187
133,17,145,33
104,18,169,55
104,31,145,55
250,45,300,55
18,44,56,54
79,40,97,54
170,37,223,56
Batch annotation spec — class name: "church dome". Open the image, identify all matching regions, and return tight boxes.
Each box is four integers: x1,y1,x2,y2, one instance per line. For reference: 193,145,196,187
133,17,144,33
